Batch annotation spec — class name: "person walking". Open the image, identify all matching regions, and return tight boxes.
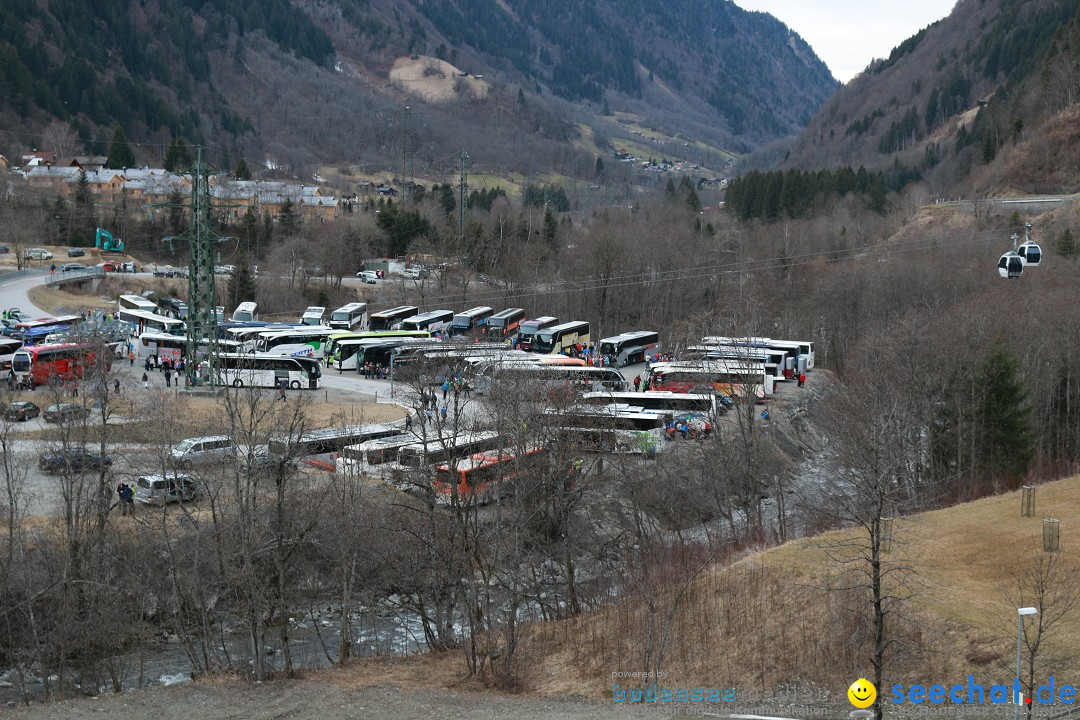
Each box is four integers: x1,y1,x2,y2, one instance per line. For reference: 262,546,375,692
123,483,135,514
633,375,641,392
114,377,121,395
279,380,287,402
405,413,413,432
798,372,806,388
164,368,172,388
142,372,149,389
441,379,450,401
117,482,128,515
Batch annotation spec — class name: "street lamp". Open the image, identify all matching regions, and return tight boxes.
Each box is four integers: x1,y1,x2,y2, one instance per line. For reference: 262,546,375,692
1016,607,1038,720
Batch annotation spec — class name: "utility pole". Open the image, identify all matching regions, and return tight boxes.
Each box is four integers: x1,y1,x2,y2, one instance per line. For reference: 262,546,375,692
185,147,219,388
401,106,412,205
458,150,468,243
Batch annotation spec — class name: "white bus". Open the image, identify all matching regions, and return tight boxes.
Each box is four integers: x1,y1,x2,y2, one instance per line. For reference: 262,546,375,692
300,306,326,326
581,391,720,415
337,430,501,473
137,332,186,363
517,316,559,350
118,308,185,336
231,301,258,322
544,406,665,455
475,362,625,394
216,353,322,390
645,360,773,400
700,336,815,374
329,302,368,331
369,306,418,332
598,330,660,367
450,306,493,335
118,294,157,313
401,310,455,333
254,327,336,358
688,344,791,380
0,338,23,371
531,321,590,355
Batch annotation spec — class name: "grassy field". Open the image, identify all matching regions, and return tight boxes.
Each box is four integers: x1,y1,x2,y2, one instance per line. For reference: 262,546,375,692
519,476,1080,699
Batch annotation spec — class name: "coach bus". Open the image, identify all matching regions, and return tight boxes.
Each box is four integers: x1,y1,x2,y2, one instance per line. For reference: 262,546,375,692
475,362,625,395
450,306,494,336
369,306,419,332
598,330,660,367
434,444,548,505
254,327,336,358
156,296,189,320
11,343,106,386
216,353,322,390
483,308,526,338
326,330,433,362
581,391,720,415
544,406,666,455
531,321,591,355
517,316,559,351
0,338,23,370
334,338,439,371
400,310,455,333
270,423,401,461
137,332,186,364
231,301,259,323
117,308,185,337
645,360,772,400
337,430,500,473
328,302,368,332
700,336,815,374
118,294,157,313
13,315,82,342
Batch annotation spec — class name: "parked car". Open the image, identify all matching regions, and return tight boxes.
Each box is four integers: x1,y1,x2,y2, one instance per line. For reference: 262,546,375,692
66,248,85,257
39,448,112,474
43,403,91,424
4,401,40,422
134,473,202,505
24,248,53,261
60,262,87,272
0,245,10,254
170,435,238,467
356,270,378,284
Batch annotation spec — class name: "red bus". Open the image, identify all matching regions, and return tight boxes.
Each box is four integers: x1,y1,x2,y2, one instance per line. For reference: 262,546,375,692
10,343,107,386
434,445,548,505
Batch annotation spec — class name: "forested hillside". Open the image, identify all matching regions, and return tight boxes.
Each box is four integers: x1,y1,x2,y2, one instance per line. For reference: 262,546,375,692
782,0,1080,198
0,0,835,182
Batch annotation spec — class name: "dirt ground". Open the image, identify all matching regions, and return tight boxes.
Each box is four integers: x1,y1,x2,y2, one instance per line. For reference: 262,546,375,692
3,660,679,719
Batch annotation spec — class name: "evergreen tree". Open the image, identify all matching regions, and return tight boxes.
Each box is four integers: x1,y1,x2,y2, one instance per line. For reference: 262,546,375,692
665,177,677,198
240,207,259,248
542,207,558,257
163,137,193,173
979,338,1034,482
278,199,298,236
685,185,702,212
73,170,94,246
105,126,136,169
1056,227,1078,259
594,157,605,178
227,249,258,309
438,184,456,215
235,158,251,180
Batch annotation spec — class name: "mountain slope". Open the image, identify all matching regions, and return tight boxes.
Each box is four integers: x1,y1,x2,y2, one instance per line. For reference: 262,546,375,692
0,0,836,181
783,0,1080,195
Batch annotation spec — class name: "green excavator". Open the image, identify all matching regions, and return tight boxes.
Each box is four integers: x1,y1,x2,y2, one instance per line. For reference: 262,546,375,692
95,227,125,253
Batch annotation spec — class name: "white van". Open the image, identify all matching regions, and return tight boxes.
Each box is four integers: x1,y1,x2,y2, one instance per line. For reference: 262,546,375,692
134,473,202,505
170,435,237,467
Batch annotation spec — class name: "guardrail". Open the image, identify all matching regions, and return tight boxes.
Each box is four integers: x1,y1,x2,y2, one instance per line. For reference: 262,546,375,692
45,267,106,284
0,267,49,284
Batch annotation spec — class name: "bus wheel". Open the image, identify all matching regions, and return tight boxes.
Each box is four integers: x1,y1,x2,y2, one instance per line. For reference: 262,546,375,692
232,379,244,388
290,380,301,390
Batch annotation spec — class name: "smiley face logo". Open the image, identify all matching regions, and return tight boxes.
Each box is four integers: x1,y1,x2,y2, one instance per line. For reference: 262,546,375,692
848,678,876,709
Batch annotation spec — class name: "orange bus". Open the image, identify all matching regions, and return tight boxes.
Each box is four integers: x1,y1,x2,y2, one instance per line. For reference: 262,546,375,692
434,445,548,505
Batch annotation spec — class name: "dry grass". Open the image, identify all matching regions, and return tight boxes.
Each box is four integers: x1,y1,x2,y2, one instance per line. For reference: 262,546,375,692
389,55,489,103
516,475,1080,698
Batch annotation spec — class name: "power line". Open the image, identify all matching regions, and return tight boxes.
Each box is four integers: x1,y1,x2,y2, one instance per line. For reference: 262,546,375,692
376,225,1020,308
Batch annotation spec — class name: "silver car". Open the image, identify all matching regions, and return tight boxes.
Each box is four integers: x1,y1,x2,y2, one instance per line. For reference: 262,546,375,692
134,473,201,505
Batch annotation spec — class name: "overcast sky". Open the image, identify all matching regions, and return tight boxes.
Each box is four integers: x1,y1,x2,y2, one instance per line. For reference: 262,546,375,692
733,0,957,83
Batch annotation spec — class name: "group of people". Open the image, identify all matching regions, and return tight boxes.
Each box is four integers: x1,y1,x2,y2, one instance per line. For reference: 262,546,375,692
115,482,135,515
360,362,389,379
143,355,185,388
